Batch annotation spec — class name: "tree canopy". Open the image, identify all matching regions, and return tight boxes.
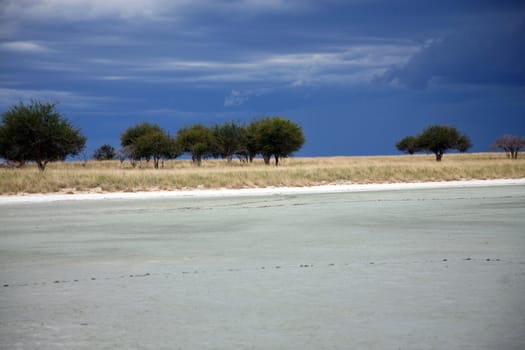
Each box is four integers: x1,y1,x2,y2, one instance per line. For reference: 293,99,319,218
120,122,178,168
0,100,86,171
93,144,116,161
176,124,215,166
396,136,420,155
212,121,245,163
397,125,472,161
120,122,163,148
174,117,305,166
255,117,305,165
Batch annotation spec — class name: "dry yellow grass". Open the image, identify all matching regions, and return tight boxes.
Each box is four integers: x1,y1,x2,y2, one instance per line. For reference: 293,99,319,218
1,153,524,195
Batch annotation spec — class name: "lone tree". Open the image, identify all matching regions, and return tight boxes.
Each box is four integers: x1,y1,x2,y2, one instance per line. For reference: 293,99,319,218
0,100,86,171
120,122,178,168
396,136,420,155
256,117,305,166
492,135,525,159
93,144,116,161
176,124,215,166
415,125,472,161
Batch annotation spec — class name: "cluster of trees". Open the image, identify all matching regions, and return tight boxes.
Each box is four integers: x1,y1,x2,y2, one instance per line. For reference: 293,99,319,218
1,100,524,172
0,100,305,171
396,125,472,161
119,122,179,168
115,117,305,168
397,125,525,161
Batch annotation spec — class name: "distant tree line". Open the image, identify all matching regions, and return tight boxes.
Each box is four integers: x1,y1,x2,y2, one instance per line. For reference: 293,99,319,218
116,117,305,168
0,100,305,170
1,100,523,171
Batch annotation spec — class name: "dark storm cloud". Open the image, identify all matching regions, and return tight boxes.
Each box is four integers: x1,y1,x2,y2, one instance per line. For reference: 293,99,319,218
1,0,525,156
380,20,525,89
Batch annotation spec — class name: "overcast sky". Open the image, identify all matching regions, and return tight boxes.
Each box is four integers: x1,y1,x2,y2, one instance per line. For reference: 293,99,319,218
1,0,524,157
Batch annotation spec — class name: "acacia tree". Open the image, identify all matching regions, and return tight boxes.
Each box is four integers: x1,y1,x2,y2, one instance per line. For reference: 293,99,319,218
120,122,177,168
492,135,525,159
120,123,161,166
133,130,179,168
0,100,86,171
396,136,420,155
176,124,215,166
256,117,305,166
212,121,244,164
93,144,116,160
415,125,472,161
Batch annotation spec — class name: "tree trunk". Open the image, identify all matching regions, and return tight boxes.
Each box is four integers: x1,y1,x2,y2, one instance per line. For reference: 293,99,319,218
263,155,270,165
275,155,279,166
36,160,48,171
196,156,202,167
435,152,443,161
153,157,159,169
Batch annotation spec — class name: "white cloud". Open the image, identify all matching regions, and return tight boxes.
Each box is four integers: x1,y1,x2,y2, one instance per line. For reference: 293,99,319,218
0,0,310,21
218,0,314,13
133,42,419,86
223,87,275,106
0,40,51,52
224,89,253,106
224,90,246,107
98,75,136,81
2,36,419,95
0,88,110,109
218,43,420,106
1,0,176,20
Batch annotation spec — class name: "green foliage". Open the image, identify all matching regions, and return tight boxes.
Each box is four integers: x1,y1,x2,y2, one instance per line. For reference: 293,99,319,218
255,117,305,165
120,122,178,168
396,136,420,155
120,122,163,148
176,124,215,166
212,121,245,163
93,144,116,161
242,119,264,163
0,100,86,171
414,125,472,161
134,130,180,168
456,135,472,153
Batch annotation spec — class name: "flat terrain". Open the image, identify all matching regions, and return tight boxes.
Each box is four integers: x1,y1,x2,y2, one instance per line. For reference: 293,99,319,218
1,184,525,349
1,153,525,194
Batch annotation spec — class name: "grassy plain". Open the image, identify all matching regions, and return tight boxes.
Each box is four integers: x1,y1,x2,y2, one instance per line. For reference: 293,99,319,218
1,153,524,195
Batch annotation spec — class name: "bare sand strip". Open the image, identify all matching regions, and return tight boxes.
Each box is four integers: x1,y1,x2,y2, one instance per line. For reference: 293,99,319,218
1,178,524,204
